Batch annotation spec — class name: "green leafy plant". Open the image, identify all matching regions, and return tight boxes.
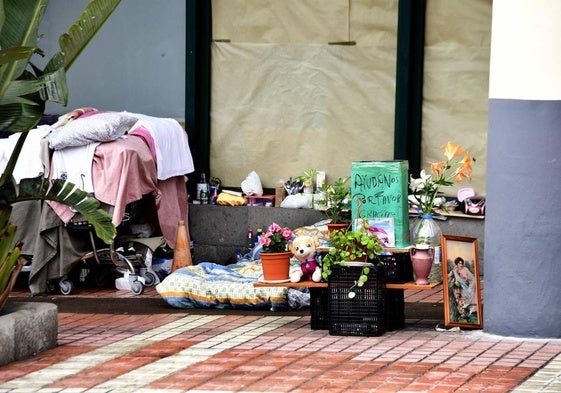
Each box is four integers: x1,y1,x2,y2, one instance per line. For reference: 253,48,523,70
0,0,121,311
209,176,222,187
295,169,317,190
316,176,351,224
321,219,384,291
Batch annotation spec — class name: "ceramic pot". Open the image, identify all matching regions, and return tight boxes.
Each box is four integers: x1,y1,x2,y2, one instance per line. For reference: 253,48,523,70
410,245,434,285
326,222,350,233
260,251,292,281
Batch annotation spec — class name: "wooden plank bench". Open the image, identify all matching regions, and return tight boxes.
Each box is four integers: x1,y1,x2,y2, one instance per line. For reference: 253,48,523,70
253,281,440,290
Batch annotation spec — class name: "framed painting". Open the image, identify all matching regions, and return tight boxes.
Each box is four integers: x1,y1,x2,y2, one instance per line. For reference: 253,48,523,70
441,235,482,329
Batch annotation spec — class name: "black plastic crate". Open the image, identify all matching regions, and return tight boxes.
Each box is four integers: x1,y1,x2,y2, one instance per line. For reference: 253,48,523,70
379,251,413,283
386,289,405,330
328,263,386,337
309,287,329,330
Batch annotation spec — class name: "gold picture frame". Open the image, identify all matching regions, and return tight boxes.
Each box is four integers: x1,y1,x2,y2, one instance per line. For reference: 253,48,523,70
441,235,482,329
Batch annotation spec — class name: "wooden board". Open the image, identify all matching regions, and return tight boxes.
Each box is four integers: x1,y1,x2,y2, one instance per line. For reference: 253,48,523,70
386,281,441,290
253,281,441,290
253,281,327,288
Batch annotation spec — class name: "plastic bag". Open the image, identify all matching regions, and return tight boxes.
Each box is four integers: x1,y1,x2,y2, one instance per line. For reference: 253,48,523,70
241,171,263,196
280,193,312,209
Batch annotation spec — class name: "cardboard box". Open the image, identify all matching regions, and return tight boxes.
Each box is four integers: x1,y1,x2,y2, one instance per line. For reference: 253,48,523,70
350,161,410,247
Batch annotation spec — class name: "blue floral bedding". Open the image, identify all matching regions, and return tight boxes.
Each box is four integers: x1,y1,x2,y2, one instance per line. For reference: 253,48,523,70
156,261,309,311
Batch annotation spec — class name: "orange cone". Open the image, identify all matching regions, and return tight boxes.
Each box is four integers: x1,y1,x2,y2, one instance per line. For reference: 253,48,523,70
171,220,192,271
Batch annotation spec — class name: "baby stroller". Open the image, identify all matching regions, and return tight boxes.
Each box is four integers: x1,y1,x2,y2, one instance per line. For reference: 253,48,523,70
55,195,170,295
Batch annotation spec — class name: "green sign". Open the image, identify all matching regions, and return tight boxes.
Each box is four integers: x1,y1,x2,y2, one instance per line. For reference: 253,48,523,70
351,161,410,247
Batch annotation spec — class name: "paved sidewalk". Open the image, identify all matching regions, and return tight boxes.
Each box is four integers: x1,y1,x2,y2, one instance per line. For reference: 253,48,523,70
2,284,561,392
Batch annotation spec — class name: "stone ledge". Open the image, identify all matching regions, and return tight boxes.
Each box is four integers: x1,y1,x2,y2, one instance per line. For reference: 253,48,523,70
0,302,58,366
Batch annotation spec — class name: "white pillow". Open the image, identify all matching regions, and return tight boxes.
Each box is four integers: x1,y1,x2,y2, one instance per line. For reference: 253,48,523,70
48,111,138,150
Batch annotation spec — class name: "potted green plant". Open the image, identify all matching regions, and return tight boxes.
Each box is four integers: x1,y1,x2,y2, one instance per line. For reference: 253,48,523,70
295,169,317,194
321,220,384,296
0,0,121,312
316,176,352,228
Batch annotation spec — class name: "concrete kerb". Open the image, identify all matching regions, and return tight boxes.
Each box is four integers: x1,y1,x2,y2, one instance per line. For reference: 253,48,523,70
0,301,57,366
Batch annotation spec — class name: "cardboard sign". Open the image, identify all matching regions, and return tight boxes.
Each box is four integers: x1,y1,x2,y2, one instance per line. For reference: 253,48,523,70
351,161,410,248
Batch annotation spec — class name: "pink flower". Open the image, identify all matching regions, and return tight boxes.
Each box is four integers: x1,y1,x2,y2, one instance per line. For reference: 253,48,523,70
259,234,271,247
282,229,293,240
260,222,294,253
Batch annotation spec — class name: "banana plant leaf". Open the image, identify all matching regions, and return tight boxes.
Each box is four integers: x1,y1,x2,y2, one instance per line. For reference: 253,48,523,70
3,176,115,244
0,0,121,310
0,0,121,131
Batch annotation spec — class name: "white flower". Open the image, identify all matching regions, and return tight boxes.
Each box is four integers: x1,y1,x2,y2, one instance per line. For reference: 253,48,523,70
409,170,432,192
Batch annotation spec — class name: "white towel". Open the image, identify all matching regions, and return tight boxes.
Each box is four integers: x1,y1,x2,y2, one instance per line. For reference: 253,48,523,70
128,113,194,180
51,142,100,193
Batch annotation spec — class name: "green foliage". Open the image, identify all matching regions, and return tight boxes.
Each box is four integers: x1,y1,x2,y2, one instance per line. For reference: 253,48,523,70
321,221,383,282
316,176,351,224
295,169,317,188
0,0,121,310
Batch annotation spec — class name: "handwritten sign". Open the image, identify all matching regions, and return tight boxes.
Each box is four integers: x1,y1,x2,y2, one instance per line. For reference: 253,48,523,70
351,161,410,247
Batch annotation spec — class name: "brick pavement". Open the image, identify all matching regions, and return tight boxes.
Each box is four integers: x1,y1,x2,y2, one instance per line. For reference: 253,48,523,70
2,284,561,392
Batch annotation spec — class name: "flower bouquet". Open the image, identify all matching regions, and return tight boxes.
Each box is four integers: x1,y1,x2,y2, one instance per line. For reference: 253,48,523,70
409,141,473,216
408,141,474,282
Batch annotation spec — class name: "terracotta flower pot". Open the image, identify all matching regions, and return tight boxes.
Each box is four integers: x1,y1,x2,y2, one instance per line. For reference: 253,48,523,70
326,222,350,233
260,251,292,282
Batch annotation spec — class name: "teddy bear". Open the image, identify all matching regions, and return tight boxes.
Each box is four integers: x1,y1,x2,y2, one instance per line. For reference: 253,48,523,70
288,234,322,282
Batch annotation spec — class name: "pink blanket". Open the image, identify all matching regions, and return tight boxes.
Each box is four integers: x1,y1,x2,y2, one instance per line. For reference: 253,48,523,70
49,135,188,248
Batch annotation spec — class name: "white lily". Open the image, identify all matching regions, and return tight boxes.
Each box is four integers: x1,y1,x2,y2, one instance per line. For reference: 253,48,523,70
409,170,432,192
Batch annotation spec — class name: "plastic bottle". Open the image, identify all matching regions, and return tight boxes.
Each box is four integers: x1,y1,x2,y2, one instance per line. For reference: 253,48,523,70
254,228,263,246
247,229,254,252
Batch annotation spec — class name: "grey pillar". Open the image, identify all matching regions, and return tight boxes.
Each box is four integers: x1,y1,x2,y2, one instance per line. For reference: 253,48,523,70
485,1,561,338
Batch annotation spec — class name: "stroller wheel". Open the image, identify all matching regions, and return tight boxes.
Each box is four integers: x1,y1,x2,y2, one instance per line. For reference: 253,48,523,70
46,281,57,294
130,280,144,295
93,265,111,287
59,278,74,295
143,271,157,286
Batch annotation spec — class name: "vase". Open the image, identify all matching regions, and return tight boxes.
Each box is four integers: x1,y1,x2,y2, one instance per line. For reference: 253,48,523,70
260,251,292,282
410,245,434,285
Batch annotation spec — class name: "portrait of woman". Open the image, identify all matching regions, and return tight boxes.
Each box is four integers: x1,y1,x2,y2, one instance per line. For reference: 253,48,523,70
442,235,482,328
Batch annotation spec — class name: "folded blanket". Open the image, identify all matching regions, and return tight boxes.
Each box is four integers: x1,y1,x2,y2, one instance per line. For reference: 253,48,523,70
156,260,309,311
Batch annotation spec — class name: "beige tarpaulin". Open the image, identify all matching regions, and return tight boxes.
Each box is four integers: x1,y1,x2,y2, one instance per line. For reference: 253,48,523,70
211,42,397,188
210,0,490,195
422,0,491,195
